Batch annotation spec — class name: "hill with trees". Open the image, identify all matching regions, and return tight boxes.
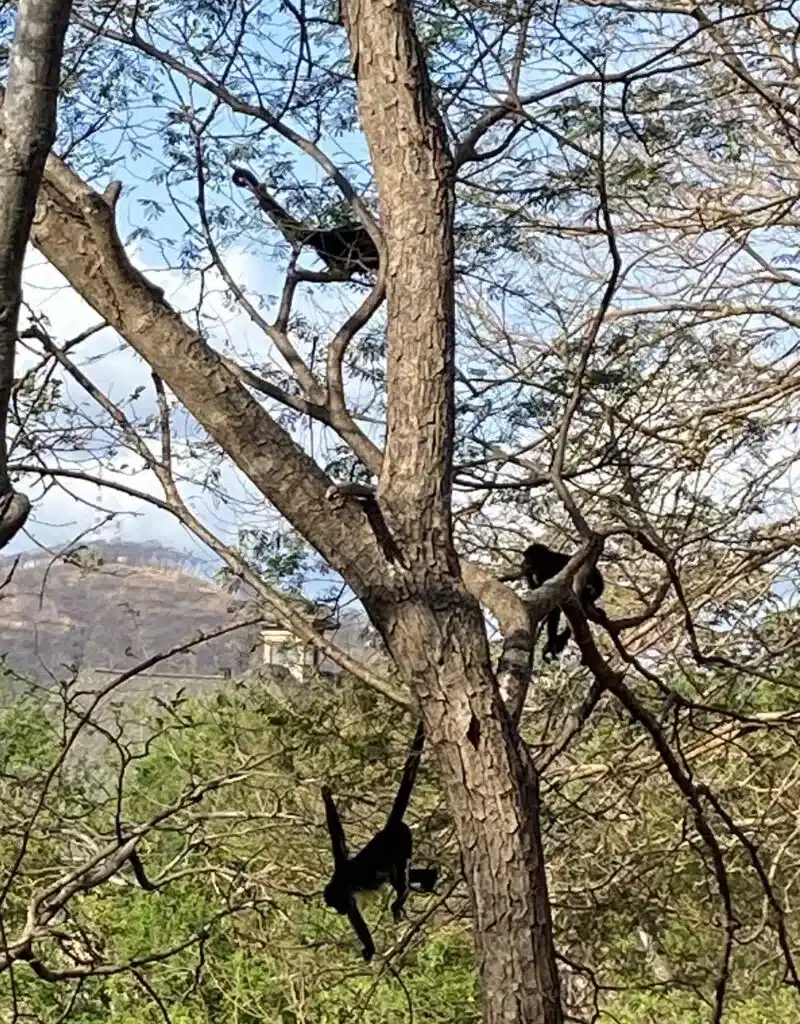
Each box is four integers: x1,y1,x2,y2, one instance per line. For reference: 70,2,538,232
0,541,258,680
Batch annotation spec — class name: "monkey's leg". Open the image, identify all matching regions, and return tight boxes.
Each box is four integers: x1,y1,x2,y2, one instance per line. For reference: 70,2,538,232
409,866,438,891
542,608,562,660
389,857,411,921
552,626,572,655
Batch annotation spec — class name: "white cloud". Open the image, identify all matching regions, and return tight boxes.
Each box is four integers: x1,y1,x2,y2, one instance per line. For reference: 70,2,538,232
15,247,287,554
15,229,385,560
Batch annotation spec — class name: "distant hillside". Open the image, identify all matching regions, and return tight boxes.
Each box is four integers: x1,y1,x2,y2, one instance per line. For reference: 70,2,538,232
0,541,259,681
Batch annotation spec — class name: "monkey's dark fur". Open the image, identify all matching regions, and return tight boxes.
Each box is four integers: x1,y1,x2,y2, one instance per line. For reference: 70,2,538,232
522,542,605,660
232,167,380,275
321,723,437,961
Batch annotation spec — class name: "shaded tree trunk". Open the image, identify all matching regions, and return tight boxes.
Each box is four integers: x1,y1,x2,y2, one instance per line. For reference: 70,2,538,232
0,0,74,547
375,596,563,1024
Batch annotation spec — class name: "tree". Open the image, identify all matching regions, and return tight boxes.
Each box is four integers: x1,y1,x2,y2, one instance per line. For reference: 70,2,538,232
25,16,564,1022
3,0,800,1020
0,0,73,548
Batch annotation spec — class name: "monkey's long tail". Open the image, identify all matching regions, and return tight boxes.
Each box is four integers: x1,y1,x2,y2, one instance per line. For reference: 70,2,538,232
231,167,307,240
387,721,425,826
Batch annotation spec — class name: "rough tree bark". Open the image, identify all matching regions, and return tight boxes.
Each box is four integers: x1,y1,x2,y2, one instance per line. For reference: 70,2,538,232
27,3,564,1021
338,3,563,1020
0,0,73,548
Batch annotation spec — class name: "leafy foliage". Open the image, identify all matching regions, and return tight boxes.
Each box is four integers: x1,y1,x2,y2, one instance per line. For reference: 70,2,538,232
2,668,798,1020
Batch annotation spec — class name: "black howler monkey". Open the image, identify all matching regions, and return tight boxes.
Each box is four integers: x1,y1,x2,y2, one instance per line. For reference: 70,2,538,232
522,542,604,660
232,167,380,276
321,723,437,961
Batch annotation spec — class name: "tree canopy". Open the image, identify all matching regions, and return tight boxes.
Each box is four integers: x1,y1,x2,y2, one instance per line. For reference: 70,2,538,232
1,0,800,1021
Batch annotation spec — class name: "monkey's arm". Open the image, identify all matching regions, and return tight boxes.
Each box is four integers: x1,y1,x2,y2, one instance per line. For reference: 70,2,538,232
387,722,425,826
346,900,376,961
322,787,349,867
232,167,259,190
231,167,305,242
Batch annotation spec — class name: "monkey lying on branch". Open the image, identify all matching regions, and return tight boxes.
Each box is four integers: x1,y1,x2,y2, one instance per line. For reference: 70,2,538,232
232,167,380,276
321,723,438,961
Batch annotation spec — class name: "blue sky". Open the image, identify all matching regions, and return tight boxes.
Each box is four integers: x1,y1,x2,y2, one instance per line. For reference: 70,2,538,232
13,38,382,563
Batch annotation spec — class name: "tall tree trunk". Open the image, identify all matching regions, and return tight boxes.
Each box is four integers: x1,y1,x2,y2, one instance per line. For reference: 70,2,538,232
378,597,564,1024
0,0,73,547
341,2,564,1020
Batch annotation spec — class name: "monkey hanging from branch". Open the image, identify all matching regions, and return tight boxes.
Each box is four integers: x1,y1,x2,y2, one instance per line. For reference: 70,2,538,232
232,167,380,277
321,722,438,961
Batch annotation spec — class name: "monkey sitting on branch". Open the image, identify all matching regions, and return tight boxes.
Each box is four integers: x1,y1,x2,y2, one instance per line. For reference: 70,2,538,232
232,167,380,277
505,542,605,661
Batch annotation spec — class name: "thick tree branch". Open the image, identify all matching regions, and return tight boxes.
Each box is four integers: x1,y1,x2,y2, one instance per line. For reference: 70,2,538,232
20,323,408,708
28,151,383,592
